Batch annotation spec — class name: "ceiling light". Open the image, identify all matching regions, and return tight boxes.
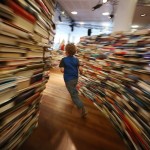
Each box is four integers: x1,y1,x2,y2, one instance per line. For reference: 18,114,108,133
103,0,108,3
102,22,111,27
80,22,84,25
71,11,78,15
131,25,139,28
141,14,146,17
102,12,110,16
62,11,65,14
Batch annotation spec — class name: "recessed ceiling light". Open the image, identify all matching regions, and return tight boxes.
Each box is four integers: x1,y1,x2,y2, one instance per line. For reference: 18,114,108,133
131,25,139,28
102,12,110,16
80,22,84,25
141,14,146,17
71,11,78,15
103,0,108,3
102,22,111,27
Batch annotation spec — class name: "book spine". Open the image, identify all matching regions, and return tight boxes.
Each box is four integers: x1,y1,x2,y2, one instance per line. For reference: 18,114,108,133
6,0,36,23
35,0,50,15
0,21,29,38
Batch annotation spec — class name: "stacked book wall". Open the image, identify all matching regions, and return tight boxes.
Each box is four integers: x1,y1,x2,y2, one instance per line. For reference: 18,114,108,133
77,30,150,150
0,0,56,149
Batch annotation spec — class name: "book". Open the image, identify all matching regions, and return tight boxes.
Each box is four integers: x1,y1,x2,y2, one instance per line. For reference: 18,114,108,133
0,114,31,145
0,59,30,67
30,73,43,84
17,80,43,94
37,43,52,47
14,0,38,18
0,87,16,105
16,77,30,91
3,115,38,150
18,42,43,51
26,50,43,58
0,111,38,147
37,15,50,29
0,77,16,93
42,0,54,15
25,0,41,13
0,35,17,46
34,23,49,38
31,32,42,42
0,66,17,78
28,57,43,63
0,46,27,53
15,68,43,78
44,51,51,58
6,0,36,23
35,0,51,15
41,38,49,44
0,106,29,130
0,21,29,38
0,88,36,115
13,14,35,33
0,3,15,20
0,52,24,58
0,11,13,20
0,30,18,38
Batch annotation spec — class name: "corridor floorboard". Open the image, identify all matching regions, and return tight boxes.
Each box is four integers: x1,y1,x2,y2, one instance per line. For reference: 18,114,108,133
19,69,127,150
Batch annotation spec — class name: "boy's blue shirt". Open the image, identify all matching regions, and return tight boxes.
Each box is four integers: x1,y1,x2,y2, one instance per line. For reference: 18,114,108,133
59,56,79,82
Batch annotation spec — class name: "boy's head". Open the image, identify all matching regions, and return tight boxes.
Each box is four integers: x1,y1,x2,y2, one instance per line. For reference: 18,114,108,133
65,43,76,56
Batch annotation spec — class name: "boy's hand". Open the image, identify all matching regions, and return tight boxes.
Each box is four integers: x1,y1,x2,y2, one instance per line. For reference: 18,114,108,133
79,66,83,75
79,71,83,75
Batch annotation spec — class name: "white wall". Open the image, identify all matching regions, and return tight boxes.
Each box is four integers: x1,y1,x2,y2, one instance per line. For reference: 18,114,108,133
53,24,101,49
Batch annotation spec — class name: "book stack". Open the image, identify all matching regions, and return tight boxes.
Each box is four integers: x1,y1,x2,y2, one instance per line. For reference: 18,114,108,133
77,30,150,150
43,47,52,80
50,50,65,68
0,0,55,149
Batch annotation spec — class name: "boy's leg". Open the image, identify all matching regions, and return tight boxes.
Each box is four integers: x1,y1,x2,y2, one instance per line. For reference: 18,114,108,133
65,79,84,109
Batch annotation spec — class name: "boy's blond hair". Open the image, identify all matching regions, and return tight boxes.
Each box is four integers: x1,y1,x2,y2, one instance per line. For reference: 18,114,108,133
65,43,77,56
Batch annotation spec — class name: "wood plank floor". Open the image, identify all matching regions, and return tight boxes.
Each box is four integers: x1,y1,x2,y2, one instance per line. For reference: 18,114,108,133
19,68,128,150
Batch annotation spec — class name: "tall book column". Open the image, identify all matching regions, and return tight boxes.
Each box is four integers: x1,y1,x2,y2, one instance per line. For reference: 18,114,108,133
0,0,55,149
77,30,150,150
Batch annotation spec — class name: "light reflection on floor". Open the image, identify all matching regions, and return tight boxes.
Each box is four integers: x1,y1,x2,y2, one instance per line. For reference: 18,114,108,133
51,130,77,150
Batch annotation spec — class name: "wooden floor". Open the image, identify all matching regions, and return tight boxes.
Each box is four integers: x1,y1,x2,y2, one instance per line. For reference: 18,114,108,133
19,68,127,150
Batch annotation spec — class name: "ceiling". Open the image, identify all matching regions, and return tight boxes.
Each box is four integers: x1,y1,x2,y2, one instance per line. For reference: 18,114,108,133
56,0,150,29
57,0,114,24
133,5,150,27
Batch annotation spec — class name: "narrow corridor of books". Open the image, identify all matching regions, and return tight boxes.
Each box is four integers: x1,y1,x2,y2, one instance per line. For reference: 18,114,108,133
19,69,127,150
0,0,150,150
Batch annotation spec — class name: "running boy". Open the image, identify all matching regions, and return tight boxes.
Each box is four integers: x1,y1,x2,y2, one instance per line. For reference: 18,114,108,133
59,43,87,117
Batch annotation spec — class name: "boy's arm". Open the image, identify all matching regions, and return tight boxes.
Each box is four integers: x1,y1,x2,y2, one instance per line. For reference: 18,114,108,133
60,67,64,73
59,58,64,73
79,66,83,74
77,58,83,74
